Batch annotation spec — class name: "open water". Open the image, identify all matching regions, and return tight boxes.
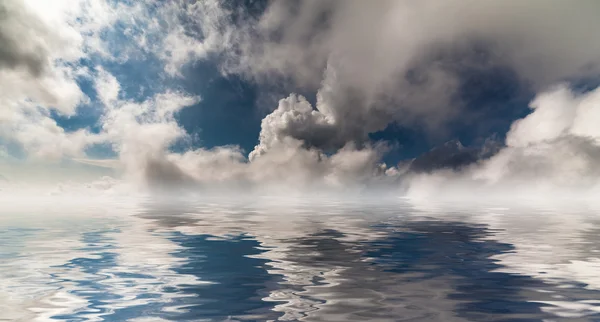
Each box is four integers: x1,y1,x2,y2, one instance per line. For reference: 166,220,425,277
2,198,600,321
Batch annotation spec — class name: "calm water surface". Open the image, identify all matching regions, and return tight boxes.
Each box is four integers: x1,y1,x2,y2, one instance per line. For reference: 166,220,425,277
2,198,600,321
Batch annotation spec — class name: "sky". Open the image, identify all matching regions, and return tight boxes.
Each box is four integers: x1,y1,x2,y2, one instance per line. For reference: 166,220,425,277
2,0,600,199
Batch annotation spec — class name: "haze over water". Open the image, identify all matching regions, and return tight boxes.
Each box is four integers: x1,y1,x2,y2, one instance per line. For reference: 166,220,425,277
2,198,600,321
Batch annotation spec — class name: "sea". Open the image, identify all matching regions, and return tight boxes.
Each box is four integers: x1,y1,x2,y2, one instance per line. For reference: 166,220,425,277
1,197,600,321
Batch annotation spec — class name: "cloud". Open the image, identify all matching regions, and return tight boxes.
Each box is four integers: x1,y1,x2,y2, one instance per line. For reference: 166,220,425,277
91,80,392,193
3,0,600,199
0,1,48,76
93,69,201,186
219,0,600,87
103,0,232,77
0,0,205,163
0,0,127,161
405,85,600,200
0,0,241,190
189,0,600,152
159,140,390,195
475,85,600,186
157,0,231,76
74,62,395,194
249,94,337,159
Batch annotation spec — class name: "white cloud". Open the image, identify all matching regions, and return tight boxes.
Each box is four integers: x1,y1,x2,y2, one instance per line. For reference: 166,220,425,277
0,0,206,165
3,0,600,198
94,67,120,106
0,0,129,162
190,0,600,149
116,0,230,77
506,86,578,148
94,70,200,185
84,68,394,193
249,94,335,160
405,84,600,201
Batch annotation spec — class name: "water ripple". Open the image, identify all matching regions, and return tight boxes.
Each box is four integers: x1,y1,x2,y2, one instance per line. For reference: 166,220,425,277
1,200,600,321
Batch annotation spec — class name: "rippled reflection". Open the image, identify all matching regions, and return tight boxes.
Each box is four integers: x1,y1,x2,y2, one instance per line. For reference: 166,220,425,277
2,198,600,321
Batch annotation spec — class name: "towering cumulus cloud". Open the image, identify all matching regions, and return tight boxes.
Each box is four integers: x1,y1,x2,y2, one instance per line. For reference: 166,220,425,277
1,0,600,198
218,0,600,147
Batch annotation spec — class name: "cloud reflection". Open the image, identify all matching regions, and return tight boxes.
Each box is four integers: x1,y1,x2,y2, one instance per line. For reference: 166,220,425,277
2,199,600,321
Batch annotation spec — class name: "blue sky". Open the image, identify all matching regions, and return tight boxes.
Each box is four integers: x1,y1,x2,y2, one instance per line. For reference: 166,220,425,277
52,29,533,164
3,0,600,196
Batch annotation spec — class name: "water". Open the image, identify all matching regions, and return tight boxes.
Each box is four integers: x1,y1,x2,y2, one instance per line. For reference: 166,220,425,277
2,198,600,321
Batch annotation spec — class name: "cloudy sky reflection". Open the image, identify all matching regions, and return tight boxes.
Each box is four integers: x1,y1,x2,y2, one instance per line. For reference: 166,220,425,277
1,200,600,321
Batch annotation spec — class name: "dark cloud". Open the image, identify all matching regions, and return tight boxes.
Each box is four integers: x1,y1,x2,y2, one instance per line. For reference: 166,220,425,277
0,1,48,76
195,0,600,161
